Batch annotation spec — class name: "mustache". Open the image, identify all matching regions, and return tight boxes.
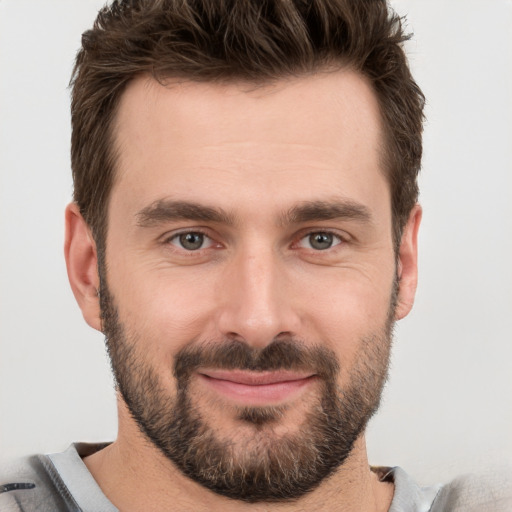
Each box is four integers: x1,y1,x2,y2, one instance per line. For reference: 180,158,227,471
173,338,340,383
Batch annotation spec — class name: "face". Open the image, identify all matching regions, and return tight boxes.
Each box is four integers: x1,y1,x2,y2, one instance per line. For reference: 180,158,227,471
72,70,419,501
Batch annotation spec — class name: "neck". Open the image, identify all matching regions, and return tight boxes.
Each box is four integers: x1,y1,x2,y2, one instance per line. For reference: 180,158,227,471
83,402,393,512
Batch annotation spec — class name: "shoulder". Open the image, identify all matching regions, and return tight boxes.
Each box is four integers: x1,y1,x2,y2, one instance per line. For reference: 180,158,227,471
431,467,512,512
374,465,512,512
0,454,73,512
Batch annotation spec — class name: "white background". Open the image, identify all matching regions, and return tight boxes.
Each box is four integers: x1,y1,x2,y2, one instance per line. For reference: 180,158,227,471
0,0,511,486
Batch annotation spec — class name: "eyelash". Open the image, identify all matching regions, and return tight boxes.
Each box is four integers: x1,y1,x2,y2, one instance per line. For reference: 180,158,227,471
164,229,215,251
163,228,348,255
295,231,344,251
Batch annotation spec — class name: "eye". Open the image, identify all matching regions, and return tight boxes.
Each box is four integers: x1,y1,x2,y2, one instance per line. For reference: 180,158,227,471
169,232,213,251
298,232,342,251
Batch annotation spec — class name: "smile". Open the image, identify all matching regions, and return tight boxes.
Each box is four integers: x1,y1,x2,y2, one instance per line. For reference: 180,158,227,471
197,370,317,405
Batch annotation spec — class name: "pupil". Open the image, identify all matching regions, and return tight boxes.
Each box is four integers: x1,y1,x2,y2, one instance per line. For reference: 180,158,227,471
310,233,332,250
180,233,203,250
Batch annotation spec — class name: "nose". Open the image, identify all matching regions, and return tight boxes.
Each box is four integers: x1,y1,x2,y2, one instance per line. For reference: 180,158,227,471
216,245,301,349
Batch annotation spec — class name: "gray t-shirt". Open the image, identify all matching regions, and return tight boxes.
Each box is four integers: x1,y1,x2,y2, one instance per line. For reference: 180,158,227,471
1,443,510,511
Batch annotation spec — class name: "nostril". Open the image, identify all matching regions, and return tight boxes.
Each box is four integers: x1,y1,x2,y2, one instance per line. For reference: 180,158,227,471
225,332,244,343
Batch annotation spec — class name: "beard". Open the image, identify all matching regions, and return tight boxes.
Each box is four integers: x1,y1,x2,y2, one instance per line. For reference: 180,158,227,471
100,281,395,503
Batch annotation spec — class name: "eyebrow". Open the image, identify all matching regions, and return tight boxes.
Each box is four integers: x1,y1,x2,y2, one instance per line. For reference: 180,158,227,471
281,199,373,226
136,198,372,228
136,200,235,227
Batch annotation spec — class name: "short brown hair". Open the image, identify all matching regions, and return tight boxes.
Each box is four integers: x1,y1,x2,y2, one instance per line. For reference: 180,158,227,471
71,0,425,249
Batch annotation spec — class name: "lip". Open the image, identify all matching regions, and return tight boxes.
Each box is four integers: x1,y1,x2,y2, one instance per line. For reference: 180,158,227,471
197,370,316,405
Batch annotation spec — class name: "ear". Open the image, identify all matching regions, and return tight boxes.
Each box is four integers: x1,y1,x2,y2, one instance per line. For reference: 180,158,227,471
64,203,102,332
395,204,422,320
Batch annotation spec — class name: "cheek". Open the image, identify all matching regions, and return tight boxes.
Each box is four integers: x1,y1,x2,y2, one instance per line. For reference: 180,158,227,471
107,243,396,368
110,262,220,349
299,268,395,368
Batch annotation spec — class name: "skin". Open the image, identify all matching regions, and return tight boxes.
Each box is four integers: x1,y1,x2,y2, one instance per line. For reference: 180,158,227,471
65,69,421,511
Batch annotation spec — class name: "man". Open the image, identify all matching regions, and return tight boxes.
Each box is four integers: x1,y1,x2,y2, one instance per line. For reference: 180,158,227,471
0,0,510,511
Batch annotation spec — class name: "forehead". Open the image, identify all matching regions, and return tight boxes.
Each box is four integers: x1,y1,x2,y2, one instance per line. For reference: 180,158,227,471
111,70,387,219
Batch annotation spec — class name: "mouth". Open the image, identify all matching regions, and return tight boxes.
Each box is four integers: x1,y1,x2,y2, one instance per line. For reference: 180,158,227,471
197,369,317,406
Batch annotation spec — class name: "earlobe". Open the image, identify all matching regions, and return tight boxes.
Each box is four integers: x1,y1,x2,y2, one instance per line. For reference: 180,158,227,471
395,204,422,320
64,203,102,332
